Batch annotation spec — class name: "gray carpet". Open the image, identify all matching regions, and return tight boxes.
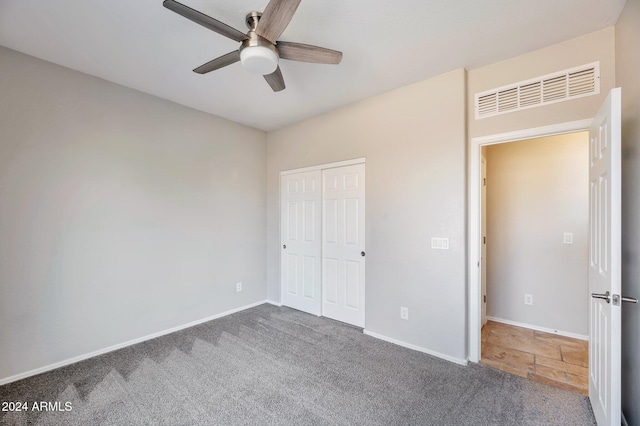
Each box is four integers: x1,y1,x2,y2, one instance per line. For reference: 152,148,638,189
0,304,595,425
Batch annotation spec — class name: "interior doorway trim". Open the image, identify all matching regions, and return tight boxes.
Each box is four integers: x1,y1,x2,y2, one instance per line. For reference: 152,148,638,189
467,119,592,363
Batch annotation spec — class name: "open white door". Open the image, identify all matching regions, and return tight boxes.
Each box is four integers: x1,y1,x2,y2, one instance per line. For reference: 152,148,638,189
481,155,488,326
281,171,322,316
588,88,621,426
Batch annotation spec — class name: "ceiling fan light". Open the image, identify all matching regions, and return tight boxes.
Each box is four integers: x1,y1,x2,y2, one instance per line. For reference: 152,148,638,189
240,45,278,75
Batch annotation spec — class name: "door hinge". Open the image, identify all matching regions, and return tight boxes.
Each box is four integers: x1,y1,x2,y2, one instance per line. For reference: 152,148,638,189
483,178,486,186
483,295,487,303
483,236,486,244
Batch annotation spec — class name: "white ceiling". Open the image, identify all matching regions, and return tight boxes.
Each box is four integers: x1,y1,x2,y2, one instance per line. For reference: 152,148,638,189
0,0,626,131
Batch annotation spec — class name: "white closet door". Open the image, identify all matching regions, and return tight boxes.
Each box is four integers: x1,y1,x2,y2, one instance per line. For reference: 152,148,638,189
280,171,322,316
322,164,366,327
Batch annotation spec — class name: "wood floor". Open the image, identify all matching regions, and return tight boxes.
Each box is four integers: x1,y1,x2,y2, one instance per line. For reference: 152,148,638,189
480,320,589,395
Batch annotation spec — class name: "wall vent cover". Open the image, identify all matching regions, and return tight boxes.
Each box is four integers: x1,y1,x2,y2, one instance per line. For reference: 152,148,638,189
475,62,600,120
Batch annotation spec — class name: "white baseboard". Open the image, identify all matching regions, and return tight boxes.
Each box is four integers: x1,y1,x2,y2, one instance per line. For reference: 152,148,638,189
265,299,282,307
486,316,589,341
363,329,468,366
0,300,268,386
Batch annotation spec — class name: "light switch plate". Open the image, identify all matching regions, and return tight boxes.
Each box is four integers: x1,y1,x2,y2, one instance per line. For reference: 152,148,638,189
431,237,450,250
563,233,574,244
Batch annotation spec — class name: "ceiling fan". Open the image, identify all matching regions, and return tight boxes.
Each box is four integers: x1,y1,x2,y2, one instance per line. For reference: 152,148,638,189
163,0,343,92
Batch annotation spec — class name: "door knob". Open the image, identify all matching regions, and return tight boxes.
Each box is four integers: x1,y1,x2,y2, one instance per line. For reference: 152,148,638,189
283,244,286,249
591,291,610,303
622,296,638,304
361,251,365,257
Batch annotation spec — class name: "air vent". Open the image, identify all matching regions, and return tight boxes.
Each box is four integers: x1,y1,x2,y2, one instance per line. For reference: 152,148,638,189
475,62,600,120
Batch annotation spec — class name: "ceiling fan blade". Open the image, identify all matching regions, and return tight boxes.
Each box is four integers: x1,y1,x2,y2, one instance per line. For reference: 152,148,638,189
264,67,286,92
163,0,248,42
277,41,342,64
255,0,301,43
193,51,240,74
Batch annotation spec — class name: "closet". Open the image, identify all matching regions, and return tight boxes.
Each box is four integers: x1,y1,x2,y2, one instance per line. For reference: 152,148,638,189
280,161,365,327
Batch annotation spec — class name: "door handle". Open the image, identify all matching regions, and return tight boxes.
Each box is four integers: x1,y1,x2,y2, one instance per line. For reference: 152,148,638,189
591,291,638,305
591,291,610,303
361,251,365,257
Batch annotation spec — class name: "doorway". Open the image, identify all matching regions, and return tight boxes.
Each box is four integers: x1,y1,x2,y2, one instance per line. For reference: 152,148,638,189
280,159,366,327
478,131,590,394
470,89,622,424
469,119,593,363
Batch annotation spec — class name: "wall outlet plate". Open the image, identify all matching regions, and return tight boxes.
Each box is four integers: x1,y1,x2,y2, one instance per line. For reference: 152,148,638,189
236,282,242,292
563,232,574,244
400,306,409,320
524,294,533,305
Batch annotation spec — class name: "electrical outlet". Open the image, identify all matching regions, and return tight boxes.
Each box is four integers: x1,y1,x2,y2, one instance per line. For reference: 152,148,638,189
563,232,574,244
400,307,409,320
524,294,533,305
236,282,242,293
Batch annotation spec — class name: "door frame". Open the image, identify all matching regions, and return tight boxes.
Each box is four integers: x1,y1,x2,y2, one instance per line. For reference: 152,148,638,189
279,157,366,322
280,158,366,176
467,119,592,363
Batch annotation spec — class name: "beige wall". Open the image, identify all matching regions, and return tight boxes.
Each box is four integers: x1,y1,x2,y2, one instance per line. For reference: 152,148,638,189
267,69,468,361
616,0,640,422
0,46,267,381
485,133,589,336
468,27,616,139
